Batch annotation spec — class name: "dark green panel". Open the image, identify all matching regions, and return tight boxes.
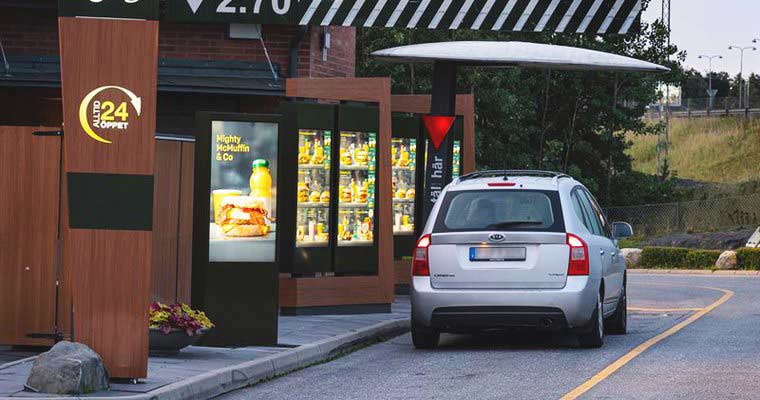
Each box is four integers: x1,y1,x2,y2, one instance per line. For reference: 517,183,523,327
68,173,154,231
59,0,159,19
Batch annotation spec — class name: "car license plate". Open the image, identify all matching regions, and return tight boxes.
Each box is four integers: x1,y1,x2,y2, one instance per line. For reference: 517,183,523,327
469,247,526,262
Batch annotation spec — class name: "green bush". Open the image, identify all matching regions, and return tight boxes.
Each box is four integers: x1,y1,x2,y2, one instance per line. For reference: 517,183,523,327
640,247,690,269
736,248,760,270
640,247,722,269
686,250,722,269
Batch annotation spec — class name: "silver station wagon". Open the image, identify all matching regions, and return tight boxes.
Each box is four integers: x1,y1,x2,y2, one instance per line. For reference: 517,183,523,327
411,170,633,349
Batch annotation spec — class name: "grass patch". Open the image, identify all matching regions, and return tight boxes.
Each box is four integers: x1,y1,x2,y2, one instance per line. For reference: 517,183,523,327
628,117,760,184
618,236,644,249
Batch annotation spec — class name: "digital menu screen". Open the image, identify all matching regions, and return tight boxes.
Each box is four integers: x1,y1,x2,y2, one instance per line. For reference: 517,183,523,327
209,120,278,262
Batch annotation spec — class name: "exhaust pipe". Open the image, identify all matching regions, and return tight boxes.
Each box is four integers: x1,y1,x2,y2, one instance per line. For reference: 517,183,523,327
540,318,554,328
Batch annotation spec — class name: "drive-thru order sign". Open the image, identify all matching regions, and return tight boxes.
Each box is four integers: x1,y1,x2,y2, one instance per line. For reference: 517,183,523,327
166,0,643,34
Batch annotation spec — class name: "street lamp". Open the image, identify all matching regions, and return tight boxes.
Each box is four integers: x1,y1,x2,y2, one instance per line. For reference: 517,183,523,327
728,45,757,108
698,54,722,110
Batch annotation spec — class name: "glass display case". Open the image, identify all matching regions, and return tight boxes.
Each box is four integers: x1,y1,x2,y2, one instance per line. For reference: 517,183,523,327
296,129,331,247
452,140,462,179
337,130,376,246
280,102,380,275
391,137,416,235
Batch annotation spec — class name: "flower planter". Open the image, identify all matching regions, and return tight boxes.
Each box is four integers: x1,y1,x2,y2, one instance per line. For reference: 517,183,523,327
149,328,209,355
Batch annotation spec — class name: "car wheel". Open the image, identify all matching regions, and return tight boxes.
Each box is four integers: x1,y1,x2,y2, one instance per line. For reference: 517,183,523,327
606,285,627,335
411,322,440,349
578,293,604,348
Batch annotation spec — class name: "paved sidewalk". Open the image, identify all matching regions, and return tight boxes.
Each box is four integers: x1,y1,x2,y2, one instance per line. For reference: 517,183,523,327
0,297,410,399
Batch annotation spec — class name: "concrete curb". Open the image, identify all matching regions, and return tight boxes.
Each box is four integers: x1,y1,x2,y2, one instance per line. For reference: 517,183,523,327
0,356,38,371
629,268,760,275
2,318,410,400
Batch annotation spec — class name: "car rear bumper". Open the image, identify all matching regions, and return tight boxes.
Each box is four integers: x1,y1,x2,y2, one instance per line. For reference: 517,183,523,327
430,306,568,331
411,276,599,331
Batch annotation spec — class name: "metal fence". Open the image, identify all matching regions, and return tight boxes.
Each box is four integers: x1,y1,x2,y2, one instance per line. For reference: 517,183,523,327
646,96,760,119
606,193,760,236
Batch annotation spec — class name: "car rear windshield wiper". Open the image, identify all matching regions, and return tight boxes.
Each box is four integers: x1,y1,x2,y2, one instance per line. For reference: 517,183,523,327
485,220,545,229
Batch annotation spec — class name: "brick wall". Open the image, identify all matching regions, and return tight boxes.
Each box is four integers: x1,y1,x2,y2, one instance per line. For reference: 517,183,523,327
0,10,59,56
0,8,355,78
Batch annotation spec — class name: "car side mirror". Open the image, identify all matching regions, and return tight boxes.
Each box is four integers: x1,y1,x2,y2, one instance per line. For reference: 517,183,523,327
612,222,633,239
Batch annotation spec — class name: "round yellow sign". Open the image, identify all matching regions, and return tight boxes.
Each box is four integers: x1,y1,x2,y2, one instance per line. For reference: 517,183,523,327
78,85,142,144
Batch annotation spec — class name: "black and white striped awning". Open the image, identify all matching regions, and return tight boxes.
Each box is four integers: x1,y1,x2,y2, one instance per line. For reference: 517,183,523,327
300,0,641,33
169,0,642,34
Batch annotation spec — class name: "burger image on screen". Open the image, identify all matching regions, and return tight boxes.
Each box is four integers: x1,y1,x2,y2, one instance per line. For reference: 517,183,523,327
217,196,270,237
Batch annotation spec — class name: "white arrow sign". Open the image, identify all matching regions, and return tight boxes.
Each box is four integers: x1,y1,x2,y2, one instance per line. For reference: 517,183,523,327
186,0,204,13
706,89,718,98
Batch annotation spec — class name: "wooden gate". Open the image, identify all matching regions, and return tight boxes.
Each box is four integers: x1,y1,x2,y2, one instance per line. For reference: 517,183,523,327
0,126,61,346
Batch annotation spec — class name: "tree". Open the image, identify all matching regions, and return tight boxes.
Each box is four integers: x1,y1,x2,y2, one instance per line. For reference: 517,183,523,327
356,3,683,206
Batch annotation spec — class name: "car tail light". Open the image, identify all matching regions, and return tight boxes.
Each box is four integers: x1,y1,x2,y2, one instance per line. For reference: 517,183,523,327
413,234,431,276
488,182,516,187
566,233,589,276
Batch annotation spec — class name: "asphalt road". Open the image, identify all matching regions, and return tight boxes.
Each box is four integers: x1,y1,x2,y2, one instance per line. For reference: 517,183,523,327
217,274,760,400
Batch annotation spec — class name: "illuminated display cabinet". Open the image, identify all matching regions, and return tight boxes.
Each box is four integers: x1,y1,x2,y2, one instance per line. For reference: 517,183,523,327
391,114,464,259
279,103,379,275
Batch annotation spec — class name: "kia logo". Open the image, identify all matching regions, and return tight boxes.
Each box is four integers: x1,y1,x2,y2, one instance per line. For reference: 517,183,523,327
489,233,505,242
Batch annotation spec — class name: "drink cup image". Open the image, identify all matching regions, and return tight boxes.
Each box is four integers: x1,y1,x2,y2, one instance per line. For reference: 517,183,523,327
212,189,243,224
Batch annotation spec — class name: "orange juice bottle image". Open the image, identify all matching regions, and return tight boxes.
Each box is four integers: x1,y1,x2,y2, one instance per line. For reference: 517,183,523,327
250,159,272,213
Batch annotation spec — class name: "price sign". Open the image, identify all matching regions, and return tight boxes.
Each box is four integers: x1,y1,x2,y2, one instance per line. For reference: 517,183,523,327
165,0,643,33
167,0,298,24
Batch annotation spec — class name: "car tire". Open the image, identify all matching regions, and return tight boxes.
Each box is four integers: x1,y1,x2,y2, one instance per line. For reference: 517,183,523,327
606,284,627,335
578,293,604,348
411,322,440,349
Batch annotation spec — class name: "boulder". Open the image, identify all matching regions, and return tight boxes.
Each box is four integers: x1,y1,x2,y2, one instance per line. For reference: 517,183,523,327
621,248,643,268
715,250,738,270
25,341,109,395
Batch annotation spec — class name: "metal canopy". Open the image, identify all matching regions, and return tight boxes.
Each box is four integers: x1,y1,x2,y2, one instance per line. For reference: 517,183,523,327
372,41,669,73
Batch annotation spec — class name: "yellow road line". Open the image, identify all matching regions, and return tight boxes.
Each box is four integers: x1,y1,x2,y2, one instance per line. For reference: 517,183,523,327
627,306,703,313
560,284,734,400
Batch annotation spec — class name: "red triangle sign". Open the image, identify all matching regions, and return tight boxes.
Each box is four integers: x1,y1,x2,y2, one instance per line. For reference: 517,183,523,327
422,115,455,150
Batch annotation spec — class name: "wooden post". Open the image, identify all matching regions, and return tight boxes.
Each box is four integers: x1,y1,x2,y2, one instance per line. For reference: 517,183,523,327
58,16,158,378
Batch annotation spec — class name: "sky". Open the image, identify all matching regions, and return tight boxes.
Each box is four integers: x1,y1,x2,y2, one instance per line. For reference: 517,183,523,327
642,0,760,76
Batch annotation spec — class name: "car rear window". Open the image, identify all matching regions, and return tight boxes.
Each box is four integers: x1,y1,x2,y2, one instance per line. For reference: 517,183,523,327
433,189,565,233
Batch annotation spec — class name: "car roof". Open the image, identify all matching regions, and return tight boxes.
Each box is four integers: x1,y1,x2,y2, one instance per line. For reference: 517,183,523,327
450,170,580,192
